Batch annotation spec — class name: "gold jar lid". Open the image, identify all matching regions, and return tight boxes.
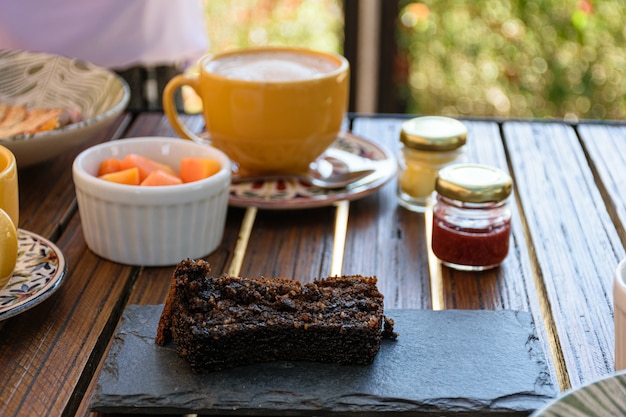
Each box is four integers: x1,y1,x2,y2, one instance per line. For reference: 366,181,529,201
435,163,512,203
400,116,467,151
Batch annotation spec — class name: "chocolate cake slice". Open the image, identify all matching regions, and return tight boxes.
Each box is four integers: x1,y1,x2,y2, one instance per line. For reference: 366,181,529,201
156,259,395,373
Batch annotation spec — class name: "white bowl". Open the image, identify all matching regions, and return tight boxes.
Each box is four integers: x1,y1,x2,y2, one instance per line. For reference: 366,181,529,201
0,49,130,167
72,137,231,266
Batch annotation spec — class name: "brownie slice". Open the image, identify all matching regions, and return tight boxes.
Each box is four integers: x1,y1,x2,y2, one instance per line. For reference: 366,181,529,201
156,259,393,372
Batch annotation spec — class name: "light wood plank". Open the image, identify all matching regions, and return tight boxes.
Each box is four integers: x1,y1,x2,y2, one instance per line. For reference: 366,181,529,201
503,121,625,388
577,123,626,246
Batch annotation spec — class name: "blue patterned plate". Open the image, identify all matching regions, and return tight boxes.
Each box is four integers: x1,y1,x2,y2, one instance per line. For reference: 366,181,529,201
0,229,67,320
229,132,397,210
530,371,626,416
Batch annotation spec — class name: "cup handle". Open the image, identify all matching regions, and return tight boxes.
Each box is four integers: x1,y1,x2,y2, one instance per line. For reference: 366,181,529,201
163,74,211,145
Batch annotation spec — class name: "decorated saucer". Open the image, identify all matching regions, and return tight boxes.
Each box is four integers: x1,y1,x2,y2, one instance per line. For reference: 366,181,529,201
229,132,397,209
0,229,67,320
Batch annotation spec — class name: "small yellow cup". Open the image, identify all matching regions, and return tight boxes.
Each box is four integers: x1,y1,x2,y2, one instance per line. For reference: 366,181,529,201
0,145,18,288
163,47,350,176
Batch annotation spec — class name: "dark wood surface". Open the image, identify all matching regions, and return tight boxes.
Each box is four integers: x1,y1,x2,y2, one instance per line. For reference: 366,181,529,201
0,112,624,417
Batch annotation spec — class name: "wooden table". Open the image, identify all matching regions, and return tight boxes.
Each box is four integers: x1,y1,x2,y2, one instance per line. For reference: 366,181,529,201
1,112,625,416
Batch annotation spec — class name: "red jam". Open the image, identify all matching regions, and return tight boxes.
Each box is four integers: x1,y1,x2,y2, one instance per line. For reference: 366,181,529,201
431,213,511,269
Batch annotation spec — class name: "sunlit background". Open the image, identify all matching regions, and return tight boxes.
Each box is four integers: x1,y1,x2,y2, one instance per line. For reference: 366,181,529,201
204,0,343,54
200,0,626,121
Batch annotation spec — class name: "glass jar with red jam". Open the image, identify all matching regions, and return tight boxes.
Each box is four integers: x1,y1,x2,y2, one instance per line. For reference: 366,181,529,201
431,163,513,271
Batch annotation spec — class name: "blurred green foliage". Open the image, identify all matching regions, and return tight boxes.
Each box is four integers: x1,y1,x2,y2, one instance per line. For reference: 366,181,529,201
203,0,343,54
397,0,626,120
203,0,626,120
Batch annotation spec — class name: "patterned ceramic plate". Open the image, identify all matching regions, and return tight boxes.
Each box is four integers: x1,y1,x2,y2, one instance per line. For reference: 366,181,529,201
0,49,129,166
530,371,626,416
0,229,67,321
229,132,397,210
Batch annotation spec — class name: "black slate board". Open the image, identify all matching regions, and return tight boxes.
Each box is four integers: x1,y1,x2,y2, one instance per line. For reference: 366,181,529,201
90,305,557,415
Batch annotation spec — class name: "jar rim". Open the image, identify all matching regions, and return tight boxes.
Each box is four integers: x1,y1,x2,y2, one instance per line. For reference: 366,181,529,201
400,116,467,151
435,163,512,203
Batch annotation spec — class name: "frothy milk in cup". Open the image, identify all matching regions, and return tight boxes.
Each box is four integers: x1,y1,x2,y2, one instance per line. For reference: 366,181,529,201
205,51,341,82
163,47,350,176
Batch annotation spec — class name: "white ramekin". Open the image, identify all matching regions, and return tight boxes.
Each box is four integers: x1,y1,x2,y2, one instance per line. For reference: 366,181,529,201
72,137,231,266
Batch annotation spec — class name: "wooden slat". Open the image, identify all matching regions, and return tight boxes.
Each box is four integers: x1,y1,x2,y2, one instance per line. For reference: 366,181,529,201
577,123,626,245
237,207,336,280
503,121,625,389
349,118,431,309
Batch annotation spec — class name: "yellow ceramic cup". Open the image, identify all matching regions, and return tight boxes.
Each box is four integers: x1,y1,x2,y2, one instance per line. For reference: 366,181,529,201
0,145,19,288
163,47,350,176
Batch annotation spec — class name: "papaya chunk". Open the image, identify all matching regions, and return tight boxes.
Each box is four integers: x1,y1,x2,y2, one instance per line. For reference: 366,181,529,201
141,169,183,186
97,158,123,176
180,157,221,183
120,153,176,182
99,167,140,185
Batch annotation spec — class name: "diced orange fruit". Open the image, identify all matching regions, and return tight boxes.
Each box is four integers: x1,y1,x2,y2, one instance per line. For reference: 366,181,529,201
94,154,220,186
180,158,221,183
99,167,140,185
140,169,183,186
119,153,176,182
97,158,123,176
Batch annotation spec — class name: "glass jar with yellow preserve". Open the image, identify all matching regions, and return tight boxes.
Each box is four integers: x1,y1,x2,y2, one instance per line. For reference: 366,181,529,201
396,116,467,212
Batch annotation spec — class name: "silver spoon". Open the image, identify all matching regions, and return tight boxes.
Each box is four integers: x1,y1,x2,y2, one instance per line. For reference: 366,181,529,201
231,167,375,189
231,150,379,189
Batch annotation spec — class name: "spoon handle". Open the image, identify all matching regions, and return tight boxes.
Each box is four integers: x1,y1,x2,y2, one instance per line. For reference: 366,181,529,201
232,168,375,190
